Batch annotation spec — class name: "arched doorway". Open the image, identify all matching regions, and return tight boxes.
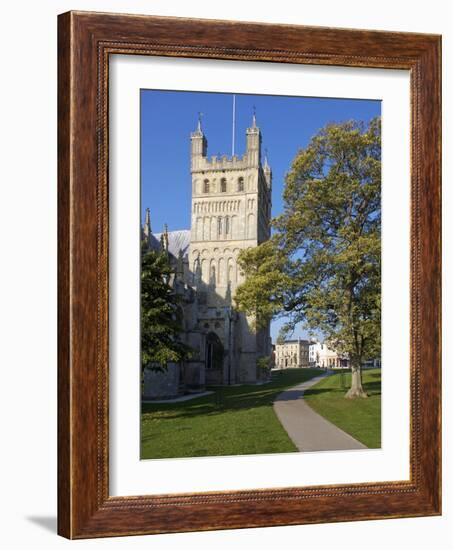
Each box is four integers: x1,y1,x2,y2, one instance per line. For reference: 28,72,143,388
205,332,224,371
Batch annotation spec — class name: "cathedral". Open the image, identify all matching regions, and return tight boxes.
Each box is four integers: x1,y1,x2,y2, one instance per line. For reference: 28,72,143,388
142,114,272,398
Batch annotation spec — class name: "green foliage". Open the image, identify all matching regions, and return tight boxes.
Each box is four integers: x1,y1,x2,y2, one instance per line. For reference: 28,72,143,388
276,334,286,345
256,355,271,376
235,239,292,329
235,118,381,369
141,243,192,372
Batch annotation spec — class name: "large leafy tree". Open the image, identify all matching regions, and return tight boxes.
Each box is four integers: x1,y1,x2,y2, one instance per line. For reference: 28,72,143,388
235,118,381,398
141,244,192,372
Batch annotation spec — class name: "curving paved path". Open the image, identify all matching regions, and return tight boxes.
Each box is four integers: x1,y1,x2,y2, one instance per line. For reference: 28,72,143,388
273,371,367,452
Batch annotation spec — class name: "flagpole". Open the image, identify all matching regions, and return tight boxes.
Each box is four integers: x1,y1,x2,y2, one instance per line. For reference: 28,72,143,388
232,94,236,156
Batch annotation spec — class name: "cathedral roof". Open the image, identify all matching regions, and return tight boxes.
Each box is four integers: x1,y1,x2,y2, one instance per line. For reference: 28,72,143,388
153,229,191,259
147,233,162,252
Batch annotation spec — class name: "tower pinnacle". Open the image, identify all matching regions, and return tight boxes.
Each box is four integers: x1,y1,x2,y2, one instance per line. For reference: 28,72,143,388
191,113,208,169
163,223,169,253
246,108,261,166
197,111,203,132
143,207,152,243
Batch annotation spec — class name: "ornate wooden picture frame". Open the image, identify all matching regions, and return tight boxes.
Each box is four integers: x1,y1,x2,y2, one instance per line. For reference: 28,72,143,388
58,11,441,539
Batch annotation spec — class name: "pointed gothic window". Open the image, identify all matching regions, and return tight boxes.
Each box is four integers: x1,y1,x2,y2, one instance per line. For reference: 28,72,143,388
204,179,210,193
193,258,201,283
221,178,227,192
237,177,244,192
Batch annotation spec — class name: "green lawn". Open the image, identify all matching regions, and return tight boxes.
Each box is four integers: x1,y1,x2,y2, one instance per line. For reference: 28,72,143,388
304,368,381,448
141,368,321,459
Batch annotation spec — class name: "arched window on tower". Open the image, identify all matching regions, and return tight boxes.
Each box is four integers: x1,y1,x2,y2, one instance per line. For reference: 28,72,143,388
237,177,244,192
218,217,223,237
227,257,235,285
220,178,227,193
225,216,230,236
193,258,201,283
203,179,210,193
210,265,216,287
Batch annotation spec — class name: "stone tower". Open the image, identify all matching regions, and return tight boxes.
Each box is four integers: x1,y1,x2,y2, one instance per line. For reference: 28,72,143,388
188,114,272,384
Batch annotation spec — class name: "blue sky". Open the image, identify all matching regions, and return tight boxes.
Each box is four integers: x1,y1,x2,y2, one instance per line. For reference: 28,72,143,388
141,89,380,341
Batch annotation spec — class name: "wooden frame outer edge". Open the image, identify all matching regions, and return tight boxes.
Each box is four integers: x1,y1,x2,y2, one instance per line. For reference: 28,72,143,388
57,11,441,539
57,11,72,538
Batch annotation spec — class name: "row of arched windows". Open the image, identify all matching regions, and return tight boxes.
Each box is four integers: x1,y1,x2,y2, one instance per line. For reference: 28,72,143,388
203,177,244,194
194,213,256,241
194,215,237,241
192,256,239,286
218,217,230,235
193,200,241,214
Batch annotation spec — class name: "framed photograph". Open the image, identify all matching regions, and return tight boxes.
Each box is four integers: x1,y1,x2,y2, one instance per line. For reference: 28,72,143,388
58,11,441,538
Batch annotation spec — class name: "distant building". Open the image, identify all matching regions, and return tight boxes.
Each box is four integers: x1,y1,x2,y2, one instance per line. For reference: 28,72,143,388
274,338,311,369
309,341,349,369
363,358,382,368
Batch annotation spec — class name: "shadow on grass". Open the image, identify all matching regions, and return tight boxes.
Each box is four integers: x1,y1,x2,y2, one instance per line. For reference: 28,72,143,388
307,381,380,394
141,369,323,420
142,372,382,421
304,378,381,399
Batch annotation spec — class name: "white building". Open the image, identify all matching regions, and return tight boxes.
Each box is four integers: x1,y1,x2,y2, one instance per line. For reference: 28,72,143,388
274,339,311,369
363,358,382,368
309,341,349,369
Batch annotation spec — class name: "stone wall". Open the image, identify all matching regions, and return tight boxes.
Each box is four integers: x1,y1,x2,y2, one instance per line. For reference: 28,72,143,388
143,363,180,399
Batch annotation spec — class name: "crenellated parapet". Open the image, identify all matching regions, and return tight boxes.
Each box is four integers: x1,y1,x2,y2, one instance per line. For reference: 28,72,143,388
192,153,250,173
191,113,265,173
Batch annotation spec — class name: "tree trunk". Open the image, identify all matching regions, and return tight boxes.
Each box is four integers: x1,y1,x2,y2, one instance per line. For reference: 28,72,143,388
345,363,368,399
